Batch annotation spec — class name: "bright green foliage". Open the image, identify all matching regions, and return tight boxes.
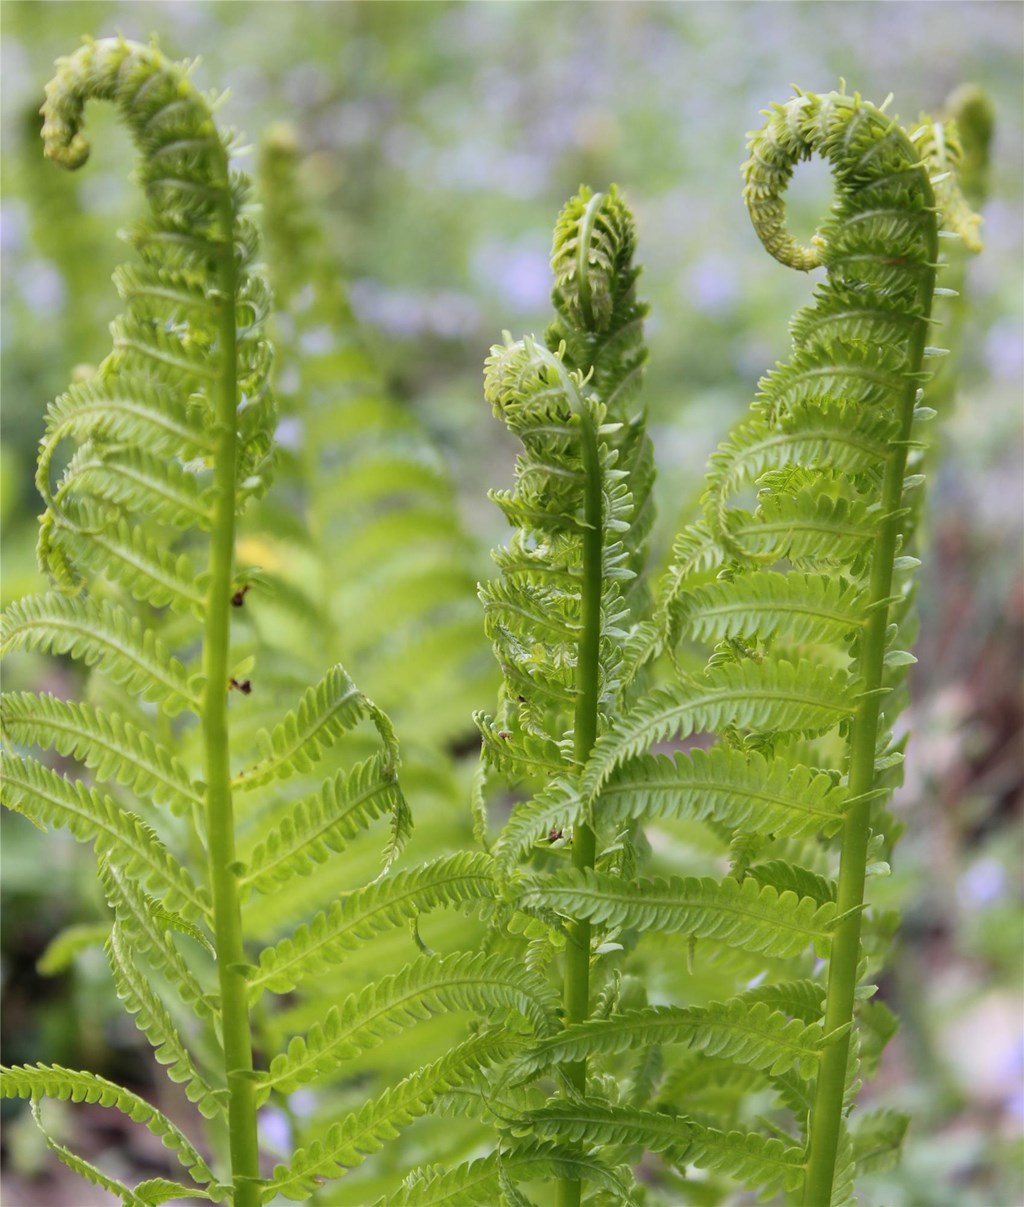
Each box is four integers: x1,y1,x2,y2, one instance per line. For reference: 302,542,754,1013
254,125,495,751
460,88,981,1206
1,44,985,1207
0,37,475,1207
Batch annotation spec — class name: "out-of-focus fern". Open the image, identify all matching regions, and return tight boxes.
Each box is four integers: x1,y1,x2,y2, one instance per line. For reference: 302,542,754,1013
251,125,495,754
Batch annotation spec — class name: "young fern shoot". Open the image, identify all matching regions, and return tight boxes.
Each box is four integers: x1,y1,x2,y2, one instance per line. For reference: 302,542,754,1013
643,88,982,1204
0,37,482,1207
478,186,653,1204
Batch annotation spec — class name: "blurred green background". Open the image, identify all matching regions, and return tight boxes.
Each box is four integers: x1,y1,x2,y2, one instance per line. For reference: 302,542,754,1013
1,2,1021,1204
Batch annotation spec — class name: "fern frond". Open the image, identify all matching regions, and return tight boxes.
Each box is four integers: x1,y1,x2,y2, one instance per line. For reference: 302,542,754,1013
477,711,568,780
494,745,847,872
57,446,214,530
1,593,201,716
0,1063,218,1188
1,692,203,816
106,924,222,1118
702,404,893,551
522,1100,805,1195
549,184,638,335
508,996,831,1087
37,36,275,594
515,868,836,960
372,1143,635,1207
48,502,206,616
730,489,877,567
582,658,857,799
237,754,406,895
2,754,211,923
671,571,865,649
264,1031,519,1201
232,665,393,791
259,951,557,1097
547,186,652,600
26,35,281,1205
747,858,837,906
256,127,494,748
248,852,498,998
37,376,214,471
25,1098,150,1207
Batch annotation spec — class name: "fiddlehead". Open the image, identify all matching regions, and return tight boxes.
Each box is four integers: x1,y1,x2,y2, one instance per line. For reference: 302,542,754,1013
548,186,655,614
473,187,652,1204
36,37,274,598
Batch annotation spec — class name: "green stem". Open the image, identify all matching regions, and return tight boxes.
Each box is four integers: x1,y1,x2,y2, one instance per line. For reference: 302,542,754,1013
557,398,604,1207
202,184,261,1207
802,247,937,1204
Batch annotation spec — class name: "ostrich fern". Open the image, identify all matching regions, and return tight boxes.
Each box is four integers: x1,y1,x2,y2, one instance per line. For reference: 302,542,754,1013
0,42,985,1207
0,39,531,1207
464,90,983,1207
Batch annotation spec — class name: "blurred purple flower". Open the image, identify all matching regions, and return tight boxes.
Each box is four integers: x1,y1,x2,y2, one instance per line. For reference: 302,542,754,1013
958,856,1006,907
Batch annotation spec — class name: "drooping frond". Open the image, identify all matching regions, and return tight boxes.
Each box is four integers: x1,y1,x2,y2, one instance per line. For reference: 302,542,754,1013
232,664,396,791
105,924,222,1119
1,754,211,923
236,754,406,895
24,1099,151,1207
100,861,215,1022
0,1063,218,1189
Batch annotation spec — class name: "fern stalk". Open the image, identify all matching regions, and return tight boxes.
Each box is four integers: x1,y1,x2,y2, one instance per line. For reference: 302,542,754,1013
558,380,603,1207
803,242,935,1205
202,181,261,1205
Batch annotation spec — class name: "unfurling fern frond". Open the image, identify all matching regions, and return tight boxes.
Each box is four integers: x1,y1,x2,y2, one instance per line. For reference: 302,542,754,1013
1,38,414,1207
34,37,274,600
466,185,658,1203
631,86,982,1206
